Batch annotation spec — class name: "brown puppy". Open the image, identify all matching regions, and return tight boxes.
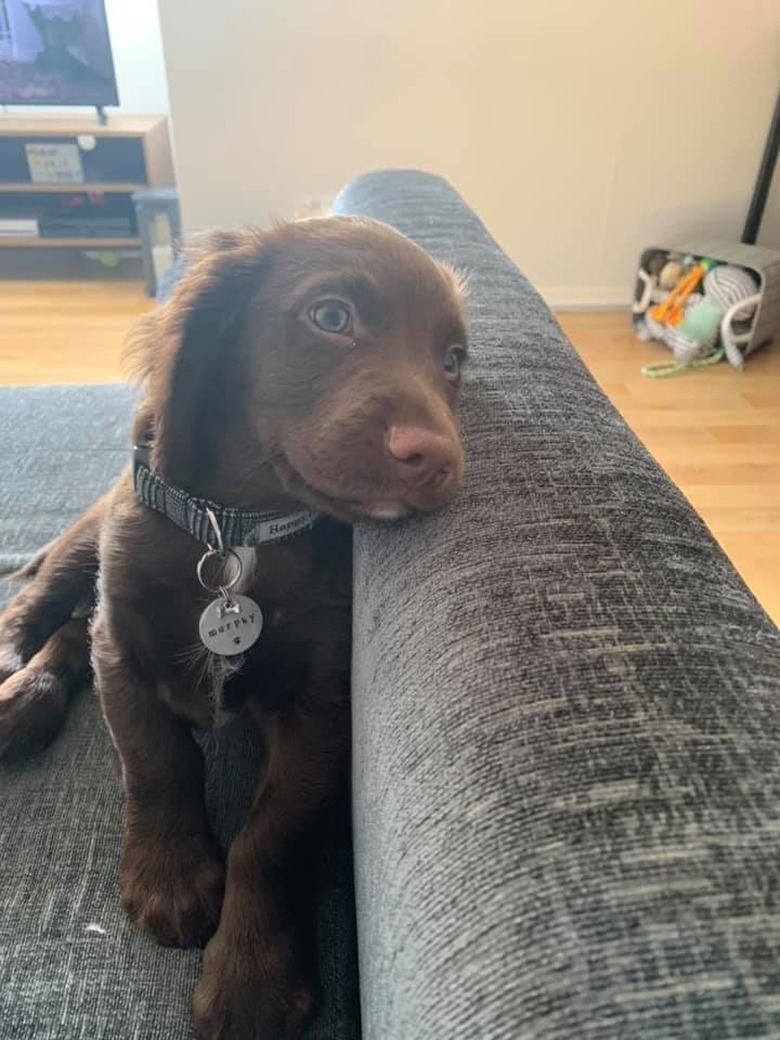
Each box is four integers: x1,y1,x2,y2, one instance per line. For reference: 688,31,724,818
0,216,467,1039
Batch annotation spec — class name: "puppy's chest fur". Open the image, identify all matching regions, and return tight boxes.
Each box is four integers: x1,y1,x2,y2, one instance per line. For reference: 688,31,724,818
102,499,352,729
186,548,340,725
186,529,351,727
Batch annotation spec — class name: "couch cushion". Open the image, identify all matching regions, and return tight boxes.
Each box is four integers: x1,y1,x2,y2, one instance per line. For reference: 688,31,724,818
0,384,133,577
0,385,359,1038
335,171,780,1039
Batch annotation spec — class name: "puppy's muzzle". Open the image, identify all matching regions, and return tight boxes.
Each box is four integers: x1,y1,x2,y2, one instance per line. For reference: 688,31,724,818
386,425,460,497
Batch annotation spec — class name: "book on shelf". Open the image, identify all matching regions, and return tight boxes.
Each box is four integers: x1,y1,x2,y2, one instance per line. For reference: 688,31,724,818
0,218,39,237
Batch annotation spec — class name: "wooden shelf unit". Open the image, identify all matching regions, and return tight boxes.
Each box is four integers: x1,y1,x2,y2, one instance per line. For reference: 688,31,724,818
0,236,140,249
0,114,173,251
2,182,147,194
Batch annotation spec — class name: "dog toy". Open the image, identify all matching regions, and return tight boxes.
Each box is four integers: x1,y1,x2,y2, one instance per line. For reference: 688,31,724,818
638,262,760,377
679,297,723,344
633,250,669,314
700,265,760,369
658,260,683,291
650,258,716,325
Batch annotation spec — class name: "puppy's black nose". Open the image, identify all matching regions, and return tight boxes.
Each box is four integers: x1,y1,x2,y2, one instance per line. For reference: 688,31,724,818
386,425,457,490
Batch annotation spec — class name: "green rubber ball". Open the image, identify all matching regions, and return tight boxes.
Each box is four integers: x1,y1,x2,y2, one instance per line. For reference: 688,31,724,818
679,299,722,344
96,251,121,269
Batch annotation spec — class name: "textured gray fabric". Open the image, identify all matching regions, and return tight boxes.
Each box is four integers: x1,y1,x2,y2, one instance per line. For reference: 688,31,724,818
333,172,780,1039
0,384,133,576
4,171,780,1040
0,390,359,1035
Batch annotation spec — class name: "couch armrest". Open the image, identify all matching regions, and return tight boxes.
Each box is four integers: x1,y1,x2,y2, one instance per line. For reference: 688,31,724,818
335,171,780,1038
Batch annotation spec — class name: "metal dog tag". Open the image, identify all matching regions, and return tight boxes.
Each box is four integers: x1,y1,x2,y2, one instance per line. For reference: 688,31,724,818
199,594,263,656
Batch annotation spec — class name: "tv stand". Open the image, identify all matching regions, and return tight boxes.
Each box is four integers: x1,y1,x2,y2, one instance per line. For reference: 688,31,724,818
96,106,108,127
0,115,173,252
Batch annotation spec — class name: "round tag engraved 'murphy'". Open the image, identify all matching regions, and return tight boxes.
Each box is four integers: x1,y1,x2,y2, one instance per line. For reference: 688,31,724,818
199,594,263,656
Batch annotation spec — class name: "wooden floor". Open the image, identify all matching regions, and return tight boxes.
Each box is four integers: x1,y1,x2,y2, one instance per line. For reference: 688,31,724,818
557,311,780,626
0,280,153,385
0,280,778,624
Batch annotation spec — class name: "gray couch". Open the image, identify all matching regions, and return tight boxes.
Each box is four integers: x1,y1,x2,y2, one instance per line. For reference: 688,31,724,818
1,171,779,1040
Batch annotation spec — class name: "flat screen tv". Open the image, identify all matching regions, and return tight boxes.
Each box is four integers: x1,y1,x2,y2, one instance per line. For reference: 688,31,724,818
0,0,118,108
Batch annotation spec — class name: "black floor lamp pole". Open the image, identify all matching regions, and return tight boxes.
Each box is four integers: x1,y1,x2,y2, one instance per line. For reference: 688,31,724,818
742,86,780,245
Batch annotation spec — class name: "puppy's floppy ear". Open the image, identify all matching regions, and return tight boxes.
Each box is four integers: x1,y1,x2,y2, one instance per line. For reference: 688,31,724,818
148,229,271,489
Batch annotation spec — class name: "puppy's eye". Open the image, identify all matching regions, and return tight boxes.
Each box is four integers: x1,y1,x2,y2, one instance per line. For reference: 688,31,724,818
443,345,465,378
309,300,353,335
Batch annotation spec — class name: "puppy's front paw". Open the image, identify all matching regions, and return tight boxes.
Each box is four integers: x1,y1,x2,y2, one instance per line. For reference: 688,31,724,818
193,928,312,1040
0,663,67,761
120,833,225,948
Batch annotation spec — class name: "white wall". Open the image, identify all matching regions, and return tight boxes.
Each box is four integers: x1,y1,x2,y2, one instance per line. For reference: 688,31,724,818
158,0,779,306
104,0,168,113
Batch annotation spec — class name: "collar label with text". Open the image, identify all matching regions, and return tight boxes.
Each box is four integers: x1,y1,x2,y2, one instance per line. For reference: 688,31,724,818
133,445,319,548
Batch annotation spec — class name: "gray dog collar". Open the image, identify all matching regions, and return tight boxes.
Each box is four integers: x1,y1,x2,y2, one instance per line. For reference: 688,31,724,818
133,444,319,548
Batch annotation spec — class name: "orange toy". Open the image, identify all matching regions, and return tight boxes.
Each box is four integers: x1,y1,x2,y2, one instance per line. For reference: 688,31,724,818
650,263,706,325
650,258,719,326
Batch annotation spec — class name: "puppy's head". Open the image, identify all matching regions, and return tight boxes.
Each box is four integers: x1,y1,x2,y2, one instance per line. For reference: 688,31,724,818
133,216,467,523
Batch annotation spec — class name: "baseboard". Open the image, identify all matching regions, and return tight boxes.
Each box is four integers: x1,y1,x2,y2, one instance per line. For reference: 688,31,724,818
538,286,632,311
